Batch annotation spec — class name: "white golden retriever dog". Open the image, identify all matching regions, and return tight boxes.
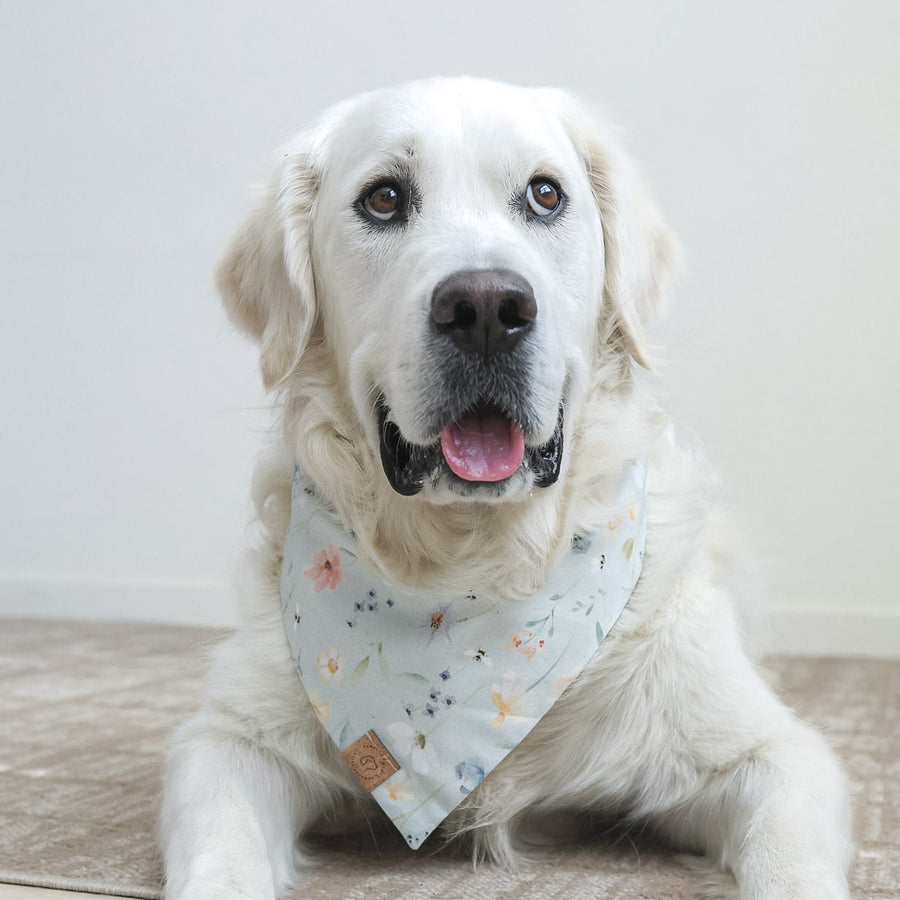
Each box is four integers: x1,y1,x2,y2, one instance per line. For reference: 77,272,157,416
161,78,852,898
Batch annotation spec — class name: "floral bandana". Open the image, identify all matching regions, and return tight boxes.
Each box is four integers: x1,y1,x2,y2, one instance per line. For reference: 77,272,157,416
280,460,647,849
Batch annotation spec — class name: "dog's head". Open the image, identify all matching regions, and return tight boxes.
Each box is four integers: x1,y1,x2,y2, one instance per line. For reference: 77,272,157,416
219,78,675,504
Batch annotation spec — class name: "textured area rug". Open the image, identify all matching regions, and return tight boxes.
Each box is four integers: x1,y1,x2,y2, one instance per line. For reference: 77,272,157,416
0,618,897,898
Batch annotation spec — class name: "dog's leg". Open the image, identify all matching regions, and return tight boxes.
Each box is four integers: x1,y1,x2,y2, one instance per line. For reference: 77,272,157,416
493,563,854,898
653,712,852,900
626,587,854,899
160,623,356,900
160,723,307,900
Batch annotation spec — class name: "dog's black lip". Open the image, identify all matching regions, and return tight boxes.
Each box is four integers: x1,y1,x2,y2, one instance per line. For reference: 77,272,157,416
531,405,564,488
376,399,563,496
377,402,440,496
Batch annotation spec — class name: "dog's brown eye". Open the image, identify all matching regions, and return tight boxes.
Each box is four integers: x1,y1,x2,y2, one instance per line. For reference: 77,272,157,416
526,178,561,217
364,182,403,221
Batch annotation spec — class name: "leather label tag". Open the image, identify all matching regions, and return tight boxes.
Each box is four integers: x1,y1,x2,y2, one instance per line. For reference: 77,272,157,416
341,730,400,792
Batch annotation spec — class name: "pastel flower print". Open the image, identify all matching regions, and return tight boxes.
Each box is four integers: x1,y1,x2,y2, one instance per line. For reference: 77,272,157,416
304,544,342,592
382,770,416,804
490,671,538,728
455,757,485,795
316,646,346,686
506,629,532,650
307,691,331,721
506,630,546,660
387,721,439,774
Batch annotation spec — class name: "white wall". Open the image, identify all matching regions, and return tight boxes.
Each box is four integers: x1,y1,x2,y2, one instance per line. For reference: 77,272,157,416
1,1,898,655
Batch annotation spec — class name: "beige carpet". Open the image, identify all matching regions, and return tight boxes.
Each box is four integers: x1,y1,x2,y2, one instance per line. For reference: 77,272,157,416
0,619,897,899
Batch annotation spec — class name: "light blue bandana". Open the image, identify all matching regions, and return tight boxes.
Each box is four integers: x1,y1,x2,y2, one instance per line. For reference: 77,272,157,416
280,461,647,849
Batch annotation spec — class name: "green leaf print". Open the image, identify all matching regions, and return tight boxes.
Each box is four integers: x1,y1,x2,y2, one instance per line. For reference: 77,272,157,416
377,642,390,677
348,655,370,687
622,538,634,561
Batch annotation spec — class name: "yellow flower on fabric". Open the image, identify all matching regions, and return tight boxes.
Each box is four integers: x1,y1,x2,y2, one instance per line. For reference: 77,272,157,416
307,691,331,721
316,646,346,686
382,771,416,804
490,671,537,728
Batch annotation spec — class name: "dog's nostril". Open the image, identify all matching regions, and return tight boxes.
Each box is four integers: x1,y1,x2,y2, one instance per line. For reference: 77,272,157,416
498,296,530,329
453,301,477,330
431,269,536,358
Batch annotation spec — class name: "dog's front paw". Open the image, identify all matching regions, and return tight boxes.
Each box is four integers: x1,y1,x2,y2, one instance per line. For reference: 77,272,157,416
737,860,851,900
165,878,276,900
685,856,850,900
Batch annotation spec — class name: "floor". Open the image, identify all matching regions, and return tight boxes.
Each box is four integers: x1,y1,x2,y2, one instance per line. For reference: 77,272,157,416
2,620,897,899
0,889,118,899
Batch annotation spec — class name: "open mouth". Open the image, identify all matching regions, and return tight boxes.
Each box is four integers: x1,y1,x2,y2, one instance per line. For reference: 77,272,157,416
377,400,564,496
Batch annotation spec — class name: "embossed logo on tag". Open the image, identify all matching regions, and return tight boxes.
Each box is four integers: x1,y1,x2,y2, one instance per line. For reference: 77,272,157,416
341,730,400,792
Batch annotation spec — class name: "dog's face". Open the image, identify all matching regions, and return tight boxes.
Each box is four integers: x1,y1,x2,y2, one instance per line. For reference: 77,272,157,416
311,81,605,500
219,79,674,504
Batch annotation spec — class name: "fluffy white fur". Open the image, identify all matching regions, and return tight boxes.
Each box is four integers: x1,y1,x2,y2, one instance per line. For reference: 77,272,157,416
160,78,852,899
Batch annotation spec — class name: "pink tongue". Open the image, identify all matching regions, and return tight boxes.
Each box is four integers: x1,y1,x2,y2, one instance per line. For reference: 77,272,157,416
440,410,525,482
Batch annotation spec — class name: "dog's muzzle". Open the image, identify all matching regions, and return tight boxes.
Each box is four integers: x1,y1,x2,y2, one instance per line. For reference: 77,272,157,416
378,267,563,497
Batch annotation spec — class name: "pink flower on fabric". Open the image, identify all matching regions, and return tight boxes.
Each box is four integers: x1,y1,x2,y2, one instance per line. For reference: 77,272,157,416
304,545,342,592
505,630,546,660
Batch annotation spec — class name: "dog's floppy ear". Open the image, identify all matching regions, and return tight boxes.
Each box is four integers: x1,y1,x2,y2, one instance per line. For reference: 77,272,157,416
554,95,678,369
217,150,318,390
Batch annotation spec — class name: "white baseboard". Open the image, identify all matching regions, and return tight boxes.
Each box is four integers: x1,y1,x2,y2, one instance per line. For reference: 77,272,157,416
0,574,240,627
0,576,897,658
761,603,900,659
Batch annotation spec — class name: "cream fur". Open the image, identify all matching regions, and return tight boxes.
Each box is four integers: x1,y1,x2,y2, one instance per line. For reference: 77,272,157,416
160,78,852,899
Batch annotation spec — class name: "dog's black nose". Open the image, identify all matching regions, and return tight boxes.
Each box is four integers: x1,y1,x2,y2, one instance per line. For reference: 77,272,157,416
431,269,537,358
